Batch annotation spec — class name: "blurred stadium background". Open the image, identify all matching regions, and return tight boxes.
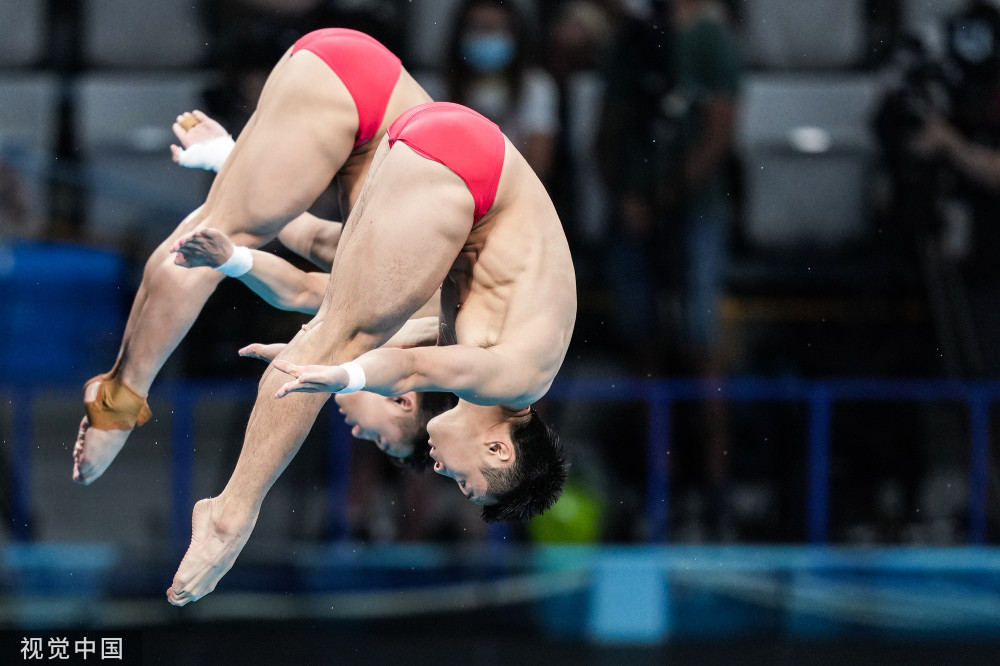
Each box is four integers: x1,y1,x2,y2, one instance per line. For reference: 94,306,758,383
3,0,1000,663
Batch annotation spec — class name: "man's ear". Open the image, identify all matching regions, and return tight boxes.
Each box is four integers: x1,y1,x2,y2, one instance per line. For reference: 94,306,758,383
487,439,514,462
389,391,417,413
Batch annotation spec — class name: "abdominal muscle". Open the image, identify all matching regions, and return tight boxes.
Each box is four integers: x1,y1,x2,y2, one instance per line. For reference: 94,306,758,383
447,170,577,385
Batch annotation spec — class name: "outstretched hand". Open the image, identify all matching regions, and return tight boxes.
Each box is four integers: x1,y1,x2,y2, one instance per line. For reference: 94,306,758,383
272,359,349,398
239,342,287,363
170,228,235,268
170,110,228,161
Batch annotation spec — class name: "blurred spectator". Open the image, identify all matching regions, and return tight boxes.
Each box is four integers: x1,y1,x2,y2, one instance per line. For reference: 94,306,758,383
598,0,741,375
203,0,404,138
876,0,1000,376
917,113,1000,191
597,0,741,539
416,0,558,183
545,1,614,287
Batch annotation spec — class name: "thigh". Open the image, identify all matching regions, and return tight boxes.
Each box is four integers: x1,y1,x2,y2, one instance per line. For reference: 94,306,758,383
318,140,474,349
198,49,358,247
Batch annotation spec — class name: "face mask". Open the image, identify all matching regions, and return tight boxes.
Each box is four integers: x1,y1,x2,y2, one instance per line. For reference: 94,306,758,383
462,34,516,73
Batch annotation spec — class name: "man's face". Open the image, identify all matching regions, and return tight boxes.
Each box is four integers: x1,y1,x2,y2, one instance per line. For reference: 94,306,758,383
426,402,508,506
334,392,413,458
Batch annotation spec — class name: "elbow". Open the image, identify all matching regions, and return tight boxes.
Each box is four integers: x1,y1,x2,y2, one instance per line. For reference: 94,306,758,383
289,292,322,315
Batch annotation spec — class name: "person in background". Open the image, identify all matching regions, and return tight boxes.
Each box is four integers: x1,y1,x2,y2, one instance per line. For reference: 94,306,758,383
544,0,614,288
598,0,742,537
417,0,558,184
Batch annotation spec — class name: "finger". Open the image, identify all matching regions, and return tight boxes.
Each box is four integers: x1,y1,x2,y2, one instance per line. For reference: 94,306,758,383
192,109,210,122
170,231,196,252
274,379,302,399
239,345,267,361
170,144,182,162
173,253,190,268
167,588,190,606
241,345,275,361
272,359,301,377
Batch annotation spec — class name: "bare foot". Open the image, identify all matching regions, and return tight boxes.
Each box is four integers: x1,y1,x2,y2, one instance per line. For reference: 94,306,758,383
167,497,258,606
72,381,132,485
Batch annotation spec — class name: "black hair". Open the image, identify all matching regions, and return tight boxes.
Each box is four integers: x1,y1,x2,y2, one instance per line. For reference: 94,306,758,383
479,408,567,523
393,391,459,472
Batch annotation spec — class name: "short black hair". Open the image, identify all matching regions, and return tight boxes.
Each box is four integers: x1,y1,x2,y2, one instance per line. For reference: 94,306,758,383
479,409,567,523
393,391,459,472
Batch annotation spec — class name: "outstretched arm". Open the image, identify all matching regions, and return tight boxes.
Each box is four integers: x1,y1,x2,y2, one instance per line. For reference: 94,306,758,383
273,344,538,406
172,228,329,314
239,316,440,364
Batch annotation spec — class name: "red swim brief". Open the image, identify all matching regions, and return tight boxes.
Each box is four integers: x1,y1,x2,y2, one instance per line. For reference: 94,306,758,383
292,28,402,149
387,102,505,223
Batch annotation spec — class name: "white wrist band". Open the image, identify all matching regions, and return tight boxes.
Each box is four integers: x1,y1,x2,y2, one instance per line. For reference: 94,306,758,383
176,134,236,172
214,245,253,277
338,361,367,393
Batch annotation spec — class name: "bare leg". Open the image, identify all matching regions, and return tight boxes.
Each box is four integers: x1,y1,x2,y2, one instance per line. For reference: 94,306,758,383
73,49,356,484
168,141,472,605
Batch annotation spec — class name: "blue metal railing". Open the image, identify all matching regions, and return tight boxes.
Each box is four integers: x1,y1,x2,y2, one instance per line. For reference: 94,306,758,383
542,376,997,543
4,376,997,549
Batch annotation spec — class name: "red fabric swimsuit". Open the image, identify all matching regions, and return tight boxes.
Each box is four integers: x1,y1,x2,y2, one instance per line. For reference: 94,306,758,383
387,102,506,223
292,28,402,149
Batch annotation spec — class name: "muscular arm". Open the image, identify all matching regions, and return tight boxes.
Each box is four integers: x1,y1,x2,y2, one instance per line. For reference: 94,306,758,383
241,256,328,314
275,212,343,269
273,344,539,407
382,317,440,349
240,316,440,364
172,227,328,313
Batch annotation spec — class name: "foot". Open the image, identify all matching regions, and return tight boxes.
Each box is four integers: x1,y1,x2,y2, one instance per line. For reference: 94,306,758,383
72,381,133,485
167,497,258,606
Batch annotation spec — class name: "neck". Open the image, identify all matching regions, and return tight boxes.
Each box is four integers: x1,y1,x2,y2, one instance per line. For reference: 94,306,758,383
456,399,530,423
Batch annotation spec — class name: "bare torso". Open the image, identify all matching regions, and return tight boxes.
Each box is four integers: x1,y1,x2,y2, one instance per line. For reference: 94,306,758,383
441,139,577,404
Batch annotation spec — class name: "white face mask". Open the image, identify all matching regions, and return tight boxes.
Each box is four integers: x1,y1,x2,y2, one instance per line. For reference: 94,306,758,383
621,0,654,18
462,33,516,73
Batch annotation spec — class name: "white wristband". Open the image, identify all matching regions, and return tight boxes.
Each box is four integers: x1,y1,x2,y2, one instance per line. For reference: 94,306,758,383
337,361,366,393
176,134,236,172
214,245,253,278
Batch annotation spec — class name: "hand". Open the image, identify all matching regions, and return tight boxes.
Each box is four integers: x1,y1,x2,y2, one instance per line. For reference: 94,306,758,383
170,228,236,269
239,342,287,363
170,110,228,161
272,359,349,398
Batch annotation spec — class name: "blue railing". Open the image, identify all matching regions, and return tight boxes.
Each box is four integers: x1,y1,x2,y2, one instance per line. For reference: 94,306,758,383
4,376,997,550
